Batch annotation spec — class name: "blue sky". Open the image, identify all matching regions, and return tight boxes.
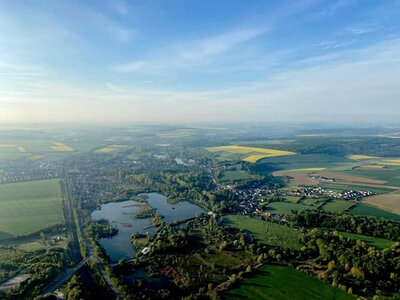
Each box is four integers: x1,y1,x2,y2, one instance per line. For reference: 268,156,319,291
1,0,399,124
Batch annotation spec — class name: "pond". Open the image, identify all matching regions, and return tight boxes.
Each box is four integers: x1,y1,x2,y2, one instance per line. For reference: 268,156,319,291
91,192,206,261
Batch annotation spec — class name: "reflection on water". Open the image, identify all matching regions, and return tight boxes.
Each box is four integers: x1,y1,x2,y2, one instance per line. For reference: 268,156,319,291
91,192,205,261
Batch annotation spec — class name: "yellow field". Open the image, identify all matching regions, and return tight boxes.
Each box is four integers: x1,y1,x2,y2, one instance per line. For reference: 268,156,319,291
96,144,128,153
208,145,296,163
0,144,16,148
51,142,74,152
348,154,379,160
381,159,400,166
96,147,117,153
29,155,42,161
364,165,385,169
17,146,26,152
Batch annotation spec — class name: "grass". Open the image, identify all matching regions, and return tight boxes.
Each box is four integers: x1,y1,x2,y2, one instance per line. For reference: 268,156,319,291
0,179,63,237
224,264,354,300
349,203,400,222
223,215,302,250
340,232,395,250
219,170,261,182
157,129,194,138
207,145,295,163
322,199,355,213
348,155,379,160
267,202,317,214
284,167,326,172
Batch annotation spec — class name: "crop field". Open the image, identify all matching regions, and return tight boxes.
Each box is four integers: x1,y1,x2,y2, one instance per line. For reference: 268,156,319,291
344,168,400,187
272,170,319,186
157,129,194,138
96,144,128,153
363,193,400,214
321,199,355,213
51,142,74,152
341,232,395,250
267,201,318,213
349,203,400,221
224,264,354,300
207,146,296,163
223,215,302,250
0,179,63,237
254,154,350,172
348,155,379,160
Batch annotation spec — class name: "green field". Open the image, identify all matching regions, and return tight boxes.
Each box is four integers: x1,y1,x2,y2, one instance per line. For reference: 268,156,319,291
219,170,261,182
349,203,400,221
0,179,63,237
320,183,394,194
253,153,350,172
341,232,395,250
267,201,317,214
322,199,355,213
223,215,302,250
224,264,354,300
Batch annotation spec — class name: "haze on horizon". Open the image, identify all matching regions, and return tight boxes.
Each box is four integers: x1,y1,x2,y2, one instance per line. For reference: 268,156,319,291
1,0,400,125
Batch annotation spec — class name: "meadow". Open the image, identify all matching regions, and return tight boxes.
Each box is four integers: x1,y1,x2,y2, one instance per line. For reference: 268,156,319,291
340,232,395,250
0,179,63,237
266,201,318,213
321,199,355,213
349,203,400,221
207,145,295,163
223,215,302,250
218,170,262,182
224,264,354,300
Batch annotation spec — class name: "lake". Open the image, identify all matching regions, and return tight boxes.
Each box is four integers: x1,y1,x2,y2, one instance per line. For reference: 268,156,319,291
91,192,206,261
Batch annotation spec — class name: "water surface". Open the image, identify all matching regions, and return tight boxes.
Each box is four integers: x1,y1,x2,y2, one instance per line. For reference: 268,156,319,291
91,192,205,261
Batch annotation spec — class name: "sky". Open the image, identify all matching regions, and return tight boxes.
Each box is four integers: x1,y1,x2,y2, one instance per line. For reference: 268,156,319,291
0,0,400,124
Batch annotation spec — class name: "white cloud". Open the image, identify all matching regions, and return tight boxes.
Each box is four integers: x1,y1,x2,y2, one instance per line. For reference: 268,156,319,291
178,27,267,61
111,27,267,73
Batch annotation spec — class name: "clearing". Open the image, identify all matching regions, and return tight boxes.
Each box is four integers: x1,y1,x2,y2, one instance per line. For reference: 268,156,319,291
223,215,302,250
341,232,395,250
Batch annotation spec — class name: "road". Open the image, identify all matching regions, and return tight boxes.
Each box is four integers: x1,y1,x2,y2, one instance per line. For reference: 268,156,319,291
61,164,82,264
41,258,88,295
42,162,121,299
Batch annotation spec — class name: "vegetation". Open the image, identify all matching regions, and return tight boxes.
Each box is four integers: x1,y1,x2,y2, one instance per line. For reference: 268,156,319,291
207,145,295,163
222,215,302,250
0,179,63,237
0,247,65,299
288,210,400,240
349,203,400,221
225,264,354,300
340,232,396,250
